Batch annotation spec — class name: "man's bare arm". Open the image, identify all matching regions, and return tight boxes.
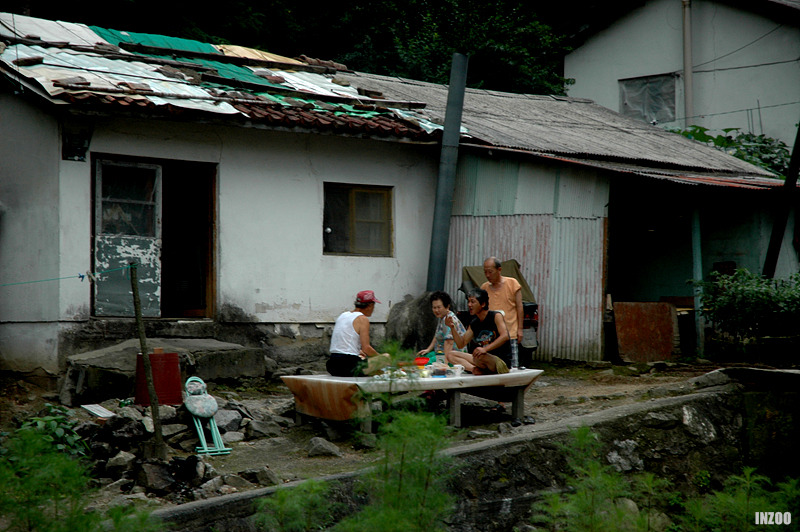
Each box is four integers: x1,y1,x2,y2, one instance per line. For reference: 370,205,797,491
354,315,379,358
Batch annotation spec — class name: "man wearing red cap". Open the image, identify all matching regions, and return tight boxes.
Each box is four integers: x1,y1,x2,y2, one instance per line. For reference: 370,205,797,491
327,290,391,377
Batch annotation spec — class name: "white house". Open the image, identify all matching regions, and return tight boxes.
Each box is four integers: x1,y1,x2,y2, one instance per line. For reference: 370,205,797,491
563,0,800,150
1,12,796,381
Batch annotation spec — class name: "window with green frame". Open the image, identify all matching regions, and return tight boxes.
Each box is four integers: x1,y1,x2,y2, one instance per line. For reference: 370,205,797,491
323,183,393,256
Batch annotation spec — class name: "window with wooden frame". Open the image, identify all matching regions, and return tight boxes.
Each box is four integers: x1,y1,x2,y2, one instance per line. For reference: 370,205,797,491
323,183,393,256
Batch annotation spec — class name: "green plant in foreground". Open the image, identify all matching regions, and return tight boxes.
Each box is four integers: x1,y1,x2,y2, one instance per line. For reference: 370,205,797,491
532,426,632,531
17,402,89,457
0,429,161,532
335,412,454,531
532,426,800,532
253,478,333,532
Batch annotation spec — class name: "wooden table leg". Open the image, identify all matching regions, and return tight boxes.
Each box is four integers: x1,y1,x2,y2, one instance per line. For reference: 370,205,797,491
510,387,525,419
448,389,462,427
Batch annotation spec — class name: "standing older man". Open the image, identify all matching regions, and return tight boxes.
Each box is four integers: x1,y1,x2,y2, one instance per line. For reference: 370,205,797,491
481,257,523,369
327,290,390,377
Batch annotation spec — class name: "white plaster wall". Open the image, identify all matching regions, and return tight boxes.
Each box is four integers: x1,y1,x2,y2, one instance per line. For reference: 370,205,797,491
565,0,800,148
215,128,436,323
0,95,62,372
58,159,92,321
89,119,437,325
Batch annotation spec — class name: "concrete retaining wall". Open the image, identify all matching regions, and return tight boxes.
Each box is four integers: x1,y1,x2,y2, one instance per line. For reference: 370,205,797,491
150,368,800,531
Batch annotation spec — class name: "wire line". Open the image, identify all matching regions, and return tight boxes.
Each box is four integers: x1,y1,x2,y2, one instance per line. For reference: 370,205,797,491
0,264,136,287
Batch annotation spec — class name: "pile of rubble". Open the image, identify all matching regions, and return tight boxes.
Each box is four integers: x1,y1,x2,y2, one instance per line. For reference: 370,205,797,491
74,393,347,508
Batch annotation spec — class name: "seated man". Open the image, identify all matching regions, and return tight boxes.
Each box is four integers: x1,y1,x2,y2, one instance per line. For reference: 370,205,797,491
445,288,511,375
327,290,391,377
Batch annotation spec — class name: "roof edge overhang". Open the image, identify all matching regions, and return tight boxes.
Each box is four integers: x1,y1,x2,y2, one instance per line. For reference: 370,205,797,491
461,142,788,191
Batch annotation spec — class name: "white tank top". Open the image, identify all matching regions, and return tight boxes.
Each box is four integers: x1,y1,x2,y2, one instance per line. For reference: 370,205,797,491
329,311,362,356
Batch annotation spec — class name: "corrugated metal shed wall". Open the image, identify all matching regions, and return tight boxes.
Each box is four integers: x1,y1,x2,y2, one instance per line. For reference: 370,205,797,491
445,153,607,361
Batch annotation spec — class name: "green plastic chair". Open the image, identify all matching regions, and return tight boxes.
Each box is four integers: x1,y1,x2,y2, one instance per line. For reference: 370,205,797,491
184,376,231,456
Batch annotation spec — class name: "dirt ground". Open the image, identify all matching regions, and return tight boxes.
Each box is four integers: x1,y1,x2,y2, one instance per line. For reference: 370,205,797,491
0,361,715,486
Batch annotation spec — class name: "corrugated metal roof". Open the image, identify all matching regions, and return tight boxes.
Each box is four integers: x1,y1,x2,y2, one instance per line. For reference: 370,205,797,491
0,16,435,141
0,12,104,47
0,11,793,187
336,71,782,181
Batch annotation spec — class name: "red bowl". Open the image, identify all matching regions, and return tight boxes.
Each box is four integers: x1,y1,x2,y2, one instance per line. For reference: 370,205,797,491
414,357,430,366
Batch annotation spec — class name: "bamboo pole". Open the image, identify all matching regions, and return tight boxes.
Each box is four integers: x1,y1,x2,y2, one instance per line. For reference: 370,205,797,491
130,262,166,460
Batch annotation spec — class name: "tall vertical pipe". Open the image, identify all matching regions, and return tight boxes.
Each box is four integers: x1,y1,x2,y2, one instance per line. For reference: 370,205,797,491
426,53,469,291
683,0,694,127
691,209,704,356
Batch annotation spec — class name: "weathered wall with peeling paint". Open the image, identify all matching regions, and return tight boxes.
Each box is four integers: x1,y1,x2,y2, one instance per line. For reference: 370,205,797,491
0,94,63,373
0,103,438,374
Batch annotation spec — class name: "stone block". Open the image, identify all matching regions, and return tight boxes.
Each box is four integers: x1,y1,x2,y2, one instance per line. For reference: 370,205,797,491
307,436,342,457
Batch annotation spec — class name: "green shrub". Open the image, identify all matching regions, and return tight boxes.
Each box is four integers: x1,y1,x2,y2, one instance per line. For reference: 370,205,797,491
335,412,454,531
694,269,800,341
0,429,162,532
253,478,334,532
672,126,791,178
531,426,635,531
531,427,799,532
17,402,89,457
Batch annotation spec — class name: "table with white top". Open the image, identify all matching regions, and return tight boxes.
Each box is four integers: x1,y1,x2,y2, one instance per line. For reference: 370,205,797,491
281,369,544,432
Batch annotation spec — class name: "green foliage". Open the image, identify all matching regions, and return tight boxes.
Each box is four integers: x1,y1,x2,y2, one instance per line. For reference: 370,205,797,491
335,412,454,531
374,0,574,95
693,269,800,341
378,339,417,366
16,402,90,457
674,467,778,532
18,1,574,96
672,126,791,178
0,429,162,532
692,470,712,493
531,426,634,531
253,479,334,532
531,427,800,532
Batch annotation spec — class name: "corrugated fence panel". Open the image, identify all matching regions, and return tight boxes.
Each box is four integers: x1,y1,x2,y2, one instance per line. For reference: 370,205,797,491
445,215,604,361
545,217,605,361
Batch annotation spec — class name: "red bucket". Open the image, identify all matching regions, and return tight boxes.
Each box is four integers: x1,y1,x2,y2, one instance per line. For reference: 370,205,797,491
134,351,183,406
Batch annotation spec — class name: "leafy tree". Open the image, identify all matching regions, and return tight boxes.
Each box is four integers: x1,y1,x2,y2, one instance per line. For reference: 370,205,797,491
18,1,574,95
672,126,791,178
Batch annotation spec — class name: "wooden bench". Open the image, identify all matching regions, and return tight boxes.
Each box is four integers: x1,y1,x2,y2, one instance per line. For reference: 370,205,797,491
281,369,544,432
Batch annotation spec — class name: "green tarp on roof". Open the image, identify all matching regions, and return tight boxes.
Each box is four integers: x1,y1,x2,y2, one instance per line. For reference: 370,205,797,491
92,26,286,89
91,26,219,54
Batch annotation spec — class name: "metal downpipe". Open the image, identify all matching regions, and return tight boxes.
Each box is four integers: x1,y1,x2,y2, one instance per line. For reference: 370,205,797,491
683,0,694,127
426,53,469,291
